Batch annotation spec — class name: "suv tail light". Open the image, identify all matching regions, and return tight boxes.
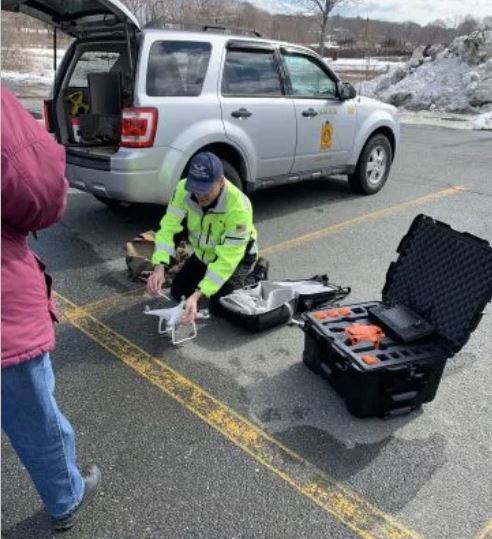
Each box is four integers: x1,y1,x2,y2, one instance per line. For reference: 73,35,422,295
43,99,53,132
121,107,158,148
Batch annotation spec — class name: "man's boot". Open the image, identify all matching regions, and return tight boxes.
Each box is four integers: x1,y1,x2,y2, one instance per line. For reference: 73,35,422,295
53,464,101,532
253,257,270,282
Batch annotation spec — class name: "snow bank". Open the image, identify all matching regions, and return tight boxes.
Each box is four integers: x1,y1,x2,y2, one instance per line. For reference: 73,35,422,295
1,47,66,86
472,111,492,130
326,57,405,73
363,28,492,114
1,69,54,85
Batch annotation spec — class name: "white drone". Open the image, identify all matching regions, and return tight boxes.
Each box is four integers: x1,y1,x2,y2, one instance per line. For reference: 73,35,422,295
144,295,209,345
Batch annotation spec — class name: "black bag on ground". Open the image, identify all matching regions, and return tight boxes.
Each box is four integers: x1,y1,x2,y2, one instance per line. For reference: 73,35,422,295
218,275,350,332
303,214,492,419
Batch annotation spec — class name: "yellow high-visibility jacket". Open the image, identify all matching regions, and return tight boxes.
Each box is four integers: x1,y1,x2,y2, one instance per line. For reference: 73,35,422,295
152,179,257,297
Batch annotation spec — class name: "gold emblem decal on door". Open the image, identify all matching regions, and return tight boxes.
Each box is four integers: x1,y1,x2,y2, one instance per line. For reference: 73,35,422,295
320,121,333,151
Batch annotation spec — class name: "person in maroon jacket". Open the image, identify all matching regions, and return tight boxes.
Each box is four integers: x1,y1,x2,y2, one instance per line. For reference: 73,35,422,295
1,87,100,531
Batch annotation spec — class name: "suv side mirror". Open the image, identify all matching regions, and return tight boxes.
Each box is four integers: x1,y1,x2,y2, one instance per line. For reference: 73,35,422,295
338,82,357,101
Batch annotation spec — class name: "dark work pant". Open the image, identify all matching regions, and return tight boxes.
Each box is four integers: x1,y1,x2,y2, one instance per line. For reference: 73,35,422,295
170,254,256,313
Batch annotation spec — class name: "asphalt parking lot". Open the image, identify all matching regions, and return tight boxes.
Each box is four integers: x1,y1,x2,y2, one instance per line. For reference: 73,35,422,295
2,123,492,539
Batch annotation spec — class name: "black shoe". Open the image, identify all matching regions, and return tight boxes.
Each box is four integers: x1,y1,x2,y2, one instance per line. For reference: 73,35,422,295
253,257,270,282
52,464,101,532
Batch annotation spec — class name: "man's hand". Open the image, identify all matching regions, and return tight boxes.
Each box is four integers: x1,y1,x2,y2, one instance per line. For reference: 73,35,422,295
182,290,202,325
147,265,166,296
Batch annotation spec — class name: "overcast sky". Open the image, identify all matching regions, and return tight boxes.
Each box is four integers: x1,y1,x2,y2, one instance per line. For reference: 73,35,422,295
256,0,492,26
338,0,491,25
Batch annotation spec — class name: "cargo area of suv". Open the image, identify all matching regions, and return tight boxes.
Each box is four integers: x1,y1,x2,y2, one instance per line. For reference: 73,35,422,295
4,0,145,168
57,40,135,168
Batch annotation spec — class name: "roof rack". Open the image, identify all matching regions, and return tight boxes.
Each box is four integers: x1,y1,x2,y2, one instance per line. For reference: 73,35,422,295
144,19,262,38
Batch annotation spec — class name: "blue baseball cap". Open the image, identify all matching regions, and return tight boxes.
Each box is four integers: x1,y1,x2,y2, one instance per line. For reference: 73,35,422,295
185,152,224,194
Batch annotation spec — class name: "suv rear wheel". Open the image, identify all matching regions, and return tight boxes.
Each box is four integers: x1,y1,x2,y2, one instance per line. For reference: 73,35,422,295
222,160,243,191
348,134,392,195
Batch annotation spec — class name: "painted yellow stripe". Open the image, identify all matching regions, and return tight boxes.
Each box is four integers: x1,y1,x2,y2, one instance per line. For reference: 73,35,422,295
76,187,465,320
57,292,422,539
82,288,145,317
262,187,464,256
57,290,147,324
477,519,492,539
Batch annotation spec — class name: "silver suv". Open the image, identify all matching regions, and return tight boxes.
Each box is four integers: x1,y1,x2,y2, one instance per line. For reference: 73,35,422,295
6,0,400,205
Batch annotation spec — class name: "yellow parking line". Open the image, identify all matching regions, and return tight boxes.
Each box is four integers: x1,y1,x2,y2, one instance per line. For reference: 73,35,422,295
57,288,147,324
82,288,144,317
262,187,464,256
57,292,421,539
477,519,492,539
76,187,465,320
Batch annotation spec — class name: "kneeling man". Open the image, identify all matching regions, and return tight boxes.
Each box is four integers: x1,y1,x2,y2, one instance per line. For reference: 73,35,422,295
147,152,264,324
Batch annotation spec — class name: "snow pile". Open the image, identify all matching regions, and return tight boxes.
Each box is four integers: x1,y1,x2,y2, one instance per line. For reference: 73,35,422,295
363,28,492,115
1,47,65,86
1,70,54,85
472,111,492,129
327,57,405,73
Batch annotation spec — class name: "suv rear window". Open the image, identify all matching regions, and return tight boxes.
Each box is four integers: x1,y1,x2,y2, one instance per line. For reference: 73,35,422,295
147,41,211,96
69,51,122,87
222,50,282,96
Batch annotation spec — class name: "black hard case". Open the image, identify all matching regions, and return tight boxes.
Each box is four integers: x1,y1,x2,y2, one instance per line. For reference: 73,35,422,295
303,215,492,418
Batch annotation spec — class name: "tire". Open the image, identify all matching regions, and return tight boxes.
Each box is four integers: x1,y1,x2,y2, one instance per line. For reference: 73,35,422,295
221,160,243,191
348,134,393,195
93,195,132,209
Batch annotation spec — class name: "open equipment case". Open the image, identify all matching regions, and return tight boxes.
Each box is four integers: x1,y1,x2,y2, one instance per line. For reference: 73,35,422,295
302,214,492,418
218,276,350,332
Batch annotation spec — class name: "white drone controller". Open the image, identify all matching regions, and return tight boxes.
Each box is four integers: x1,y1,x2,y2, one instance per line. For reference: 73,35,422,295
144,297,210,345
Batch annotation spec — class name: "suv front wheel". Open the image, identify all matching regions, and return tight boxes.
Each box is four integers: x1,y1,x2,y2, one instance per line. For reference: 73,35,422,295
348,134,392,195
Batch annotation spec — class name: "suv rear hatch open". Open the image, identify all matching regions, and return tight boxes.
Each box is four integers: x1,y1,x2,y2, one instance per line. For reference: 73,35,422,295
3,0,145,169
2,0,140,39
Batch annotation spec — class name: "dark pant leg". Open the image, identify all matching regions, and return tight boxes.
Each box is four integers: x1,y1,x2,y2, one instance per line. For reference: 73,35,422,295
209,255,257,314
170,255,207,302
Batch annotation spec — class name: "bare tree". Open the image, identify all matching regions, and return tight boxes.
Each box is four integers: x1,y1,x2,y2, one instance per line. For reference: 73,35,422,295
188,0,216,9
456,14,479,36
483,16,492,30
122,0,187,25
283,0,358,56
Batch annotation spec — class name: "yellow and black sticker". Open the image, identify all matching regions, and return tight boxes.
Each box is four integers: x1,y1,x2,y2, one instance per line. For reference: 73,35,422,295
320,121,333,151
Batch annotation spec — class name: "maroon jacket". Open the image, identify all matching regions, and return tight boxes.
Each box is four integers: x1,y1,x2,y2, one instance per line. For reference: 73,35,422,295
1,87,68,368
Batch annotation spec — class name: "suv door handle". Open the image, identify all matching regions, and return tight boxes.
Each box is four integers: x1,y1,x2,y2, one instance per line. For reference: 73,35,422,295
302,108,318,118
231,108,252,119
